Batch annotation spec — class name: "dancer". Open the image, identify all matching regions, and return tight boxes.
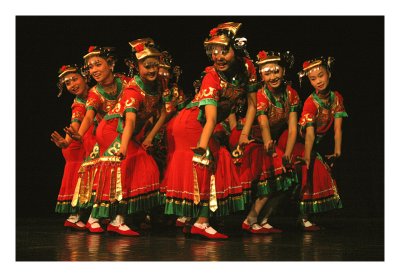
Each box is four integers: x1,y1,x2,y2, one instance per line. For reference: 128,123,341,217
51,64,90,231
240,50,300,234
155,51,191,228
64,46,129,233
295,56,347,230
163,22,258,239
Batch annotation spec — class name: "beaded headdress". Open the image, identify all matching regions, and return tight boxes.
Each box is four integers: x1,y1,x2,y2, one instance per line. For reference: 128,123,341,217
204,22,248,57
256,50,294,71
83,46,116,64
128,38,161,61
298,56,334,85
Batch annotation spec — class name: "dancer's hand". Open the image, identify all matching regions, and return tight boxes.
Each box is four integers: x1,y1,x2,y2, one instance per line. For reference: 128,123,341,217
264,140,277,157
64,125,82,142
296,156,310,169
141,137,153,152
325,153,339,168
50,131,69,148
238,133,254,147
282,154,293,173
113,150,126,160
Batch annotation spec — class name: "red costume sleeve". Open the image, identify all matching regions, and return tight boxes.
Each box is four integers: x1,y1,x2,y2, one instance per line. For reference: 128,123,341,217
298,96,317,137
287,86,301,112
71,101,86,124
197,70,221,106
85,88,102,113
333,91,348,117
121,87,142,115
256,88,270,116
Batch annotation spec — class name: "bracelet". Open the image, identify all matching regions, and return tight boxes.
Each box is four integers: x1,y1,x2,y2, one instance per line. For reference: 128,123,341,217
240,133,248,136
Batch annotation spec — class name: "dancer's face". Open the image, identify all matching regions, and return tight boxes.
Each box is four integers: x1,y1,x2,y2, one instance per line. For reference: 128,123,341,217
138,57,160,83
260,63,285,90
307,66,330,92
211,45,235,72
63,72,87,97
87,56,113,83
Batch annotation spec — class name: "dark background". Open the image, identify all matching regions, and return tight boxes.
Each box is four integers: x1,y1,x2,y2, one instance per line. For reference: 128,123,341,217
16,16,384,219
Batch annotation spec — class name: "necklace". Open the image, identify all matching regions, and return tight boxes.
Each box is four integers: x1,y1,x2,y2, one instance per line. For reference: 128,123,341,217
102,82,117,95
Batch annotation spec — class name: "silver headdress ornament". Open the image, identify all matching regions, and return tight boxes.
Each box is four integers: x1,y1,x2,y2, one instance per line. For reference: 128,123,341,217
256,50,295,73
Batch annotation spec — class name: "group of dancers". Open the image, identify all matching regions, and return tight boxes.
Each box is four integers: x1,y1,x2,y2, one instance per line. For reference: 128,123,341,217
51,21,348,239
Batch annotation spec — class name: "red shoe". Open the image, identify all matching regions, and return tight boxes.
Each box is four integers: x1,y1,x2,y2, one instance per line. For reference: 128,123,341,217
190,225,228,239
64,220,86,231
85,221,105,233
175,219,185,227
242,222,272,234
299,219,321,232
107,224,140,236
260,223,283,233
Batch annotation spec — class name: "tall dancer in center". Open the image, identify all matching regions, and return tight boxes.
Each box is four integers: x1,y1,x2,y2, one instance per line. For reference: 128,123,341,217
164,22,258,239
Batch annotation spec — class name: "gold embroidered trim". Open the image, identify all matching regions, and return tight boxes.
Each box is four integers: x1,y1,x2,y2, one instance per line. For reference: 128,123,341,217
193,165,200,204
115,166,123,201
71,176,81,207
165,198,209,207
209,174,218,212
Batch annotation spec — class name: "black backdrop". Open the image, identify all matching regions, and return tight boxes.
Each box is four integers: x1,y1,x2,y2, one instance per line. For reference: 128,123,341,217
16,16,384,219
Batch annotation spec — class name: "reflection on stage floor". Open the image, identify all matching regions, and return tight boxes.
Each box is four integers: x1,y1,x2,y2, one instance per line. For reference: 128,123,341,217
16,215,383,261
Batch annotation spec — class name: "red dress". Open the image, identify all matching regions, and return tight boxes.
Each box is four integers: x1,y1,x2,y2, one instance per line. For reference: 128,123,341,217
163,57,258,217
71,77,128,210
90,75,161,219
229,84,301,202
55,96,87,214
159,83,187,197
295,90,348,214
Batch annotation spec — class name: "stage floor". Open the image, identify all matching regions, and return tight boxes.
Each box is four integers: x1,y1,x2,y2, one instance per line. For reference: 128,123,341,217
16,214,384,261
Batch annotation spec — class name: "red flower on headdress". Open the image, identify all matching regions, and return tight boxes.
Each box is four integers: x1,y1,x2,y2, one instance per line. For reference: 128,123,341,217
209,28,219,37
302,61,311,69
60,65,68,72
134,43,145,53
88,46,96,53
257,51,267,60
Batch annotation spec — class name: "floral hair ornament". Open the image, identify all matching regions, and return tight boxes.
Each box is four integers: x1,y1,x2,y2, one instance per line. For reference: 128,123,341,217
209,28,219,37
57,64,80,97
297,56,334,86
128,38,161,61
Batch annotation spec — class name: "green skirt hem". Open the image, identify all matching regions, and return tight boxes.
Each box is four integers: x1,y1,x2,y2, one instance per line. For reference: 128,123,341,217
55,201,79,214
257,171,299,197
299,194,343,214
164,199,210,218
